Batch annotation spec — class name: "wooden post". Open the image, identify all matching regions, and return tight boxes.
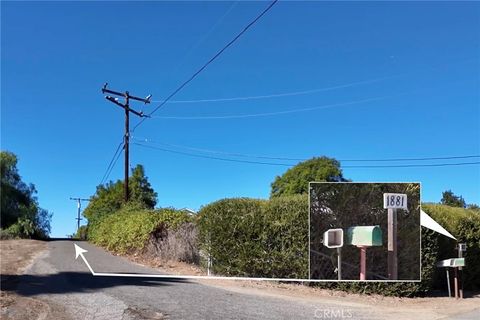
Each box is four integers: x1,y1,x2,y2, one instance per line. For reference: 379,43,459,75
458,246,464,299
446,268,451,298
359,246,367,280
337,247,342,280
388,208,398,280
454,267,459,299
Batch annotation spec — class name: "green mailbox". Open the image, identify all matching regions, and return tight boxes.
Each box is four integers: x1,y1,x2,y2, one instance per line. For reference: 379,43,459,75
346,226,382,247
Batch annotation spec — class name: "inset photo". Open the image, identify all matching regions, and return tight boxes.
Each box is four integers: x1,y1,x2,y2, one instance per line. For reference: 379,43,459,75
309,182,420,281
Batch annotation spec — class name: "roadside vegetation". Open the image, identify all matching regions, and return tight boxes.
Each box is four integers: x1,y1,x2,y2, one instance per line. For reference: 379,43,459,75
82,158,479,297
0,151,52,239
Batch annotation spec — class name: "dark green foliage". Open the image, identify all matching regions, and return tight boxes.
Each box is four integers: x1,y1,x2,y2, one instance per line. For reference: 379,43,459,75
270,157,346,198
440,190,466,208
197,191,478,296
0,151,51,239
197,195,309,278
422,204,480,291
310,183,420,280
315,204,479,296
83,164,157,222
88,204,192,254
75,225,88,240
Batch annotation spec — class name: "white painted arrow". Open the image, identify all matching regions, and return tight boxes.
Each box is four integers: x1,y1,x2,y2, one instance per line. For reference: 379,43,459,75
420,209,456,240
74,243,390,282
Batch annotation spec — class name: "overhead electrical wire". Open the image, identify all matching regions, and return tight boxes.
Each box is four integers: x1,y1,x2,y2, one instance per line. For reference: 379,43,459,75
148,95,394,120
132,137,480,163
133,142,292,166
132,0,279,132
154,57,477,104
153,76,397,104
99,140,124,186
132,142,480,168
172,1,240,73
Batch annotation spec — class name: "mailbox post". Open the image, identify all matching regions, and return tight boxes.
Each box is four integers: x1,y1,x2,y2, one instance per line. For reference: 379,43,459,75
346,226,382,280
323,228,344,280
437,257,466,299
384,193,407,280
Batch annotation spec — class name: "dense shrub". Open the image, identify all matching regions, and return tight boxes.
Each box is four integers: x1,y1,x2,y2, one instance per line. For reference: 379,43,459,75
197,195,308,278
197,195,479,297
88,205,192,254
422,204,480,290
145,222,199,264
75,225,88,240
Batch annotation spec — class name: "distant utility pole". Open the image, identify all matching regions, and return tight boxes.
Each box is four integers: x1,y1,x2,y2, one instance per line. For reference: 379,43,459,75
70,197,91,231
101,83,151,202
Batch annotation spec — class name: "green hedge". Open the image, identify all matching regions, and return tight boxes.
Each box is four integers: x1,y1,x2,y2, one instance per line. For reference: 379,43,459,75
197,195,308,278
197,196,479,297
88,205,192,254
422,204,480,291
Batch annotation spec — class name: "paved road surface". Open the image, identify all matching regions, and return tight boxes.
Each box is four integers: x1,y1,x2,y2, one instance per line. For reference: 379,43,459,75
11,240,383,320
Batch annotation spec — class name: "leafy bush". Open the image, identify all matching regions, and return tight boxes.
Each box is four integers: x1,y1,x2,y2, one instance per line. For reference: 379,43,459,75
197,195,308,278
1,151,52,238
88,204,192,254
144,222,199,264
197,195,479,297
75,225,88,240
422,204,480,290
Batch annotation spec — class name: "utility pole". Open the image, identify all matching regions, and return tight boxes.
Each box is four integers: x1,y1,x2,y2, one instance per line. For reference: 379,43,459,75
70,197,91,231
101,83,151,202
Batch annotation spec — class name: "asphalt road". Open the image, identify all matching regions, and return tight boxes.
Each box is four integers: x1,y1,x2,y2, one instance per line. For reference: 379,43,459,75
10,240,385,320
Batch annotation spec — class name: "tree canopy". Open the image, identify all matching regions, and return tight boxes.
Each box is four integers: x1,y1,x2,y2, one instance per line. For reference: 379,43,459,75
270,157,346,198
0,151,52,238
83,164,157,221
441,190,466,208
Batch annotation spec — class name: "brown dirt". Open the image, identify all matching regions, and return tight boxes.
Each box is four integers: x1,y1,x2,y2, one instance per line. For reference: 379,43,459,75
0,239,69,320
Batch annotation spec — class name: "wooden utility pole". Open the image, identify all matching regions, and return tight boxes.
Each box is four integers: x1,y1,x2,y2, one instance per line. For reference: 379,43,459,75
70,197,90,231
102,83,151,202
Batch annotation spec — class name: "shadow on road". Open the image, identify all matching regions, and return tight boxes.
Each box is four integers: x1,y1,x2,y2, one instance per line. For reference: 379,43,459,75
2,272,189,297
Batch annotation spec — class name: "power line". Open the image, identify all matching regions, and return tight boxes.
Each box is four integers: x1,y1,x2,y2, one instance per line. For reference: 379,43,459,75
133,142,292,166
154,76,396,104
132,142,480,168
342,162,480,168
155,57,477,104
132,137,480,163
100,140,124,186
103,145,124,184
132,0,278,132
148,95,394,120
172,1,240,74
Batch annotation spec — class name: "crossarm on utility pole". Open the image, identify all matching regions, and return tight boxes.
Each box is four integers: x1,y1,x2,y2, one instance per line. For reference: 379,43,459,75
102,84,151,203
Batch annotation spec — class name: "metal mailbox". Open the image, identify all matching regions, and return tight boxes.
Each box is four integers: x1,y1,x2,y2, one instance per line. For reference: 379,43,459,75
346,226,382,247
437,258,466,268
323,228,344,248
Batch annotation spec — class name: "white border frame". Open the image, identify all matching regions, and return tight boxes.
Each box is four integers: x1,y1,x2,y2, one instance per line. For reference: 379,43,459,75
308,181,422,282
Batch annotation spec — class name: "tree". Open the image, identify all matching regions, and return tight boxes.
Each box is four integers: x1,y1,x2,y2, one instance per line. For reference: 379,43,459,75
83,164,157,221
270,157,347,198
467,203,480,211
441,190,466,208
0,151,52,238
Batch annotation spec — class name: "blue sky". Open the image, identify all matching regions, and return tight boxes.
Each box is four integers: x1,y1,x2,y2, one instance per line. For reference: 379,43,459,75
2,1,479,238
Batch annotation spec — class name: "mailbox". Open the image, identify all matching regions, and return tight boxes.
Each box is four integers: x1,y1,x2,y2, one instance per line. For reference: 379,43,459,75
323,228,343,248
346,226,382,247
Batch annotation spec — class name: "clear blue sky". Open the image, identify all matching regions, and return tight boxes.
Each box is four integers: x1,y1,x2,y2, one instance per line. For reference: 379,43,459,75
2,1,479,238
